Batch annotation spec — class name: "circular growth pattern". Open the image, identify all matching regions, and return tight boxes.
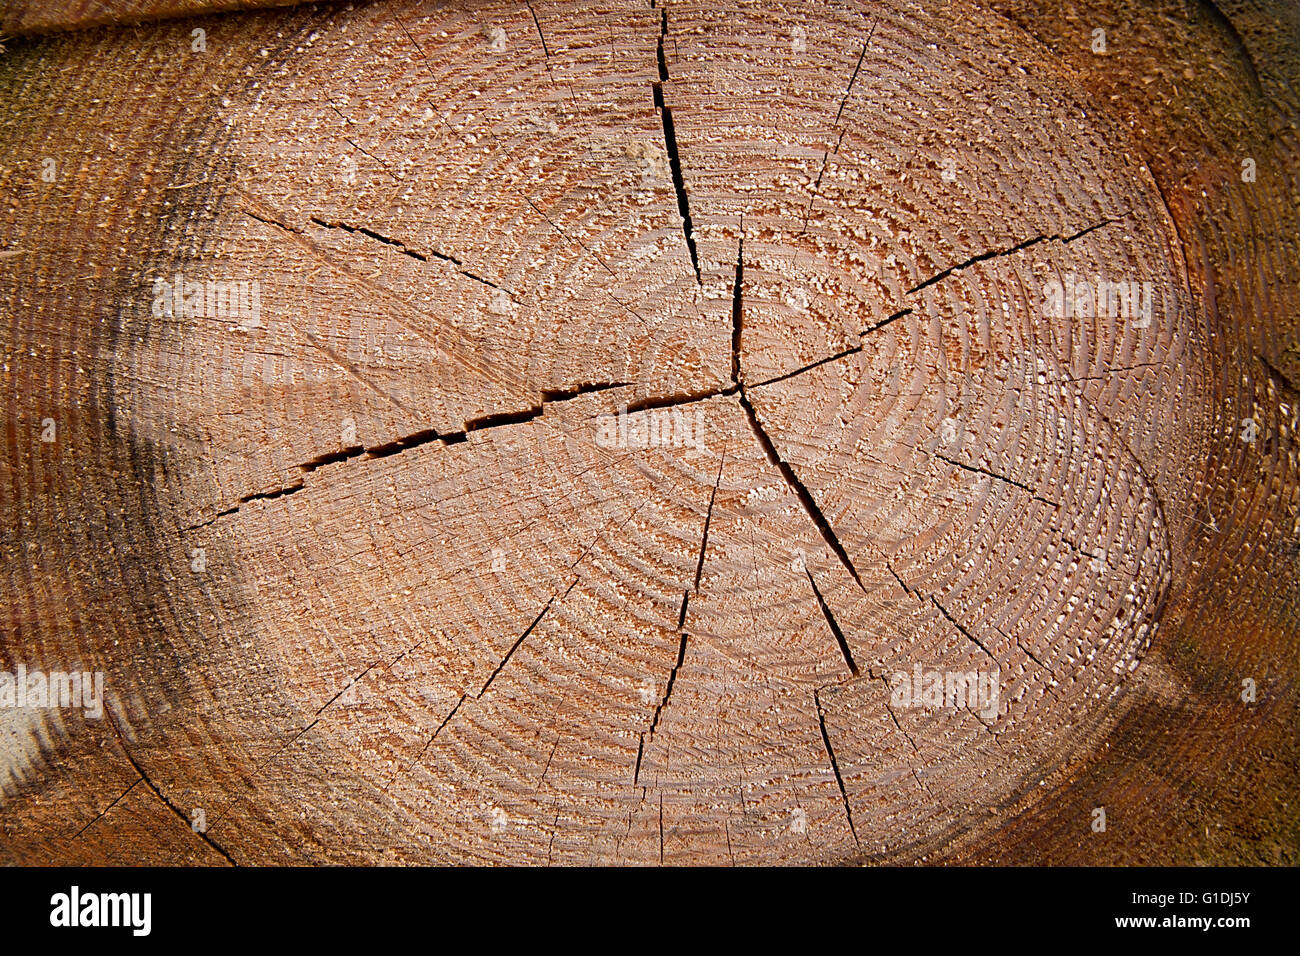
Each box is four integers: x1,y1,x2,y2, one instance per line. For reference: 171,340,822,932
11,0,1226,865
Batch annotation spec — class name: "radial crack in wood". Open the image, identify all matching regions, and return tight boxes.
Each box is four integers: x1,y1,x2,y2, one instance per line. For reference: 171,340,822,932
1,0,1297,866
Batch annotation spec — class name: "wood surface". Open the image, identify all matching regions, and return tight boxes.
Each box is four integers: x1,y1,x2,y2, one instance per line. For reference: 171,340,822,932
0,0,1296,864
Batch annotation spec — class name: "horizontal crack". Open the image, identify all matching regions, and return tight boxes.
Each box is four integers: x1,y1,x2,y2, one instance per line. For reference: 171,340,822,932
863,307,913,335
623,385,736,414
934,453,1060,506
186,381,630,529
1049,361,1166,384
907,218,1124,295
309,216,511,293
749,345,860,389
746,309,910,390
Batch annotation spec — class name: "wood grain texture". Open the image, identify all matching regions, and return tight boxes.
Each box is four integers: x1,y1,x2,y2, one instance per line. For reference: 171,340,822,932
2,0,306,36
1,0,1296,865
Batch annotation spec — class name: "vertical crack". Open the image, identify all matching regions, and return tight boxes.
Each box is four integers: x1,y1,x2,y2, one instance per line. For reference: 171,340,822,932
653,8,702,285
730,208,868,594
651,627,689,739
633,734,647,787
636,447,725,787
525,0,551,59
871,675,920,756
536,734,561,789
636,603,690,787
740,391,869,593
547,807,561,863
659,793,665,864
868,673,934,795
831,36,872,128
805,567,859,676
525,1,582,115
477,598,554,699
631,590,686,790
814,688,859,844
694,450,727,592
730,223,744,384
800,26,874,235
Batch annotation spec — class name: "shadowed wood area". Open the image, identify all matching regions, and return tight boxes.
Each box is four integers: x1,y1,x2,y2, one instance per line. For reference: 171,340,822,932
1,0,304,35
0,0,1296,865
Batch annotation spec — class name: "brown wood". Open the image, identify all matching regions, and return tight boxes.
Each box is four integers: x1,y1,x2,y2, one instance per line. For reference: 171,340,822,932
2,0,305,37
0,0,1296,865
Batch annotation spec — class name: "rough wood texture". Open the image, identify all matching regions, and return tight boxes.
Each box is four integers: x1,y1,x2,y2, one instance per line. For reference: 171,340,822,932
1,0,304,36
1,0,1296,865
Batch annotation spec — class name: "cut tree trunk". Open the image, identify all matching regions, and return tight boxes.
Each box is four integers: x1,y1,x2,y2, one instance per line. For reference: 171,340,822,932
1,0,1297,865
